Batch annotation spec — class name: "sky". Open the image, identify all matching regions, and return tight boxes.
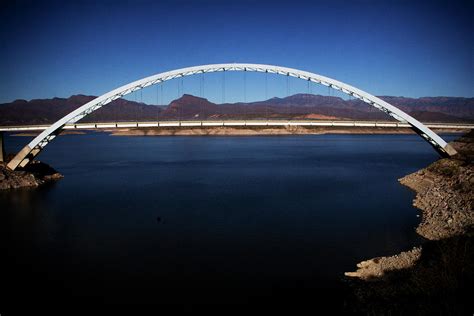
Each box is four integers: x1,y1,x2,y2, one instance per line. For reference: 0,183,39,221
0,0,472,104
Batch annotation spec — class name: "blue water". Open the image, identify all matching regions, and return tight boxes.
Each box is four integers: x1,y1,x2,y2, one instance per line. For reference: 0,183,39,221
0,133,459,307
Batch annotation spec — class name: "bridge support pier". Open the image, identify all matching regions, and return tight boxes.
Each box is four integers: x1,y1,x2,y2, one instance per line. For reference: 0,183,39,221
0,131,5,162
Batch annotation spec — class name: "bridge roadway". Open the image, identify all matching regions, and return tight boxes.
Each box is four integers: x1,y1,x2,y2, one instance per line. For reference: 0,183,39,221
1,120,473,132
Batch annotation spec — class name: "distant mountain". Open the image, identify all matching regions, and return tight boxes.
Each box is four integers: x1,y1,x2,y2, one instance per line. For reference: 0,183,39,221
0,95,162,125
160,94,473,122
0,93,472,125
380,96,474,118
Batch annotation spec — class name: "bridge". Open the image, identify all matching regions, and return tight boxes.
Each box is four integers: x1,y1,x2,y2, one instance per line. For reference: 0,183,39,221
4,63,460,170
1,120,472,132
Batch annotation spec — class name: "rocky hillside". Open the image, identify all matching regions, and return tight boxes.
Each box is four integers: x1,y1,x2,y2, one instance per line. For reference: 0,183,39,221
345,131,474,314
399,133,473,240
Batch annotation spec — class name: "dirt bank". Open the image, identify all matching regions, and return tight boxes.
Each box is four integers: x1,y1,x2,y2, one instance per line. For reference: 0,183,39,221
345,130,474,314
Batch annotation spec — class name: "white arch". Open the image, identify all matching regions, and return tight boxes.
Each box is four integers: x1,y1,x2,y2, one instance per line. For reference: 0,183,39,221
7,63,457,170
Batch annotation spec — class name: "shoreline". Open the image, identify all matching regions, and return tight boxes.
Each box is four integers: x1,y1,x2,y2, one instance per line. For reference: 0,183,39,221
345,131,474,313
107,126,469,136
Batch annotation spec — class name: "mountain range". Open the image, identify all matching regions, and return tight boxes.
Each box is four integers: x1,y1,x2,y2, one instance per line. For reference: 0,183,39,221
0,94,472,125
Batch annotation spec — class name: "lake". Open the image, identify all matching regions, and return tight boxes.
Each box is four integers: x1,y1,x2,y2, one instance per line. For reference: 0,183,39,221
0,133,458,309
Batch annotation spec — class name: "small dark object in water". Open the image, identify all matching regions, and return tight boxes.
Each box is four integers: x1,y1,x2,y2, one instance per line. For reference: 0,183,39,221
156,216,161,223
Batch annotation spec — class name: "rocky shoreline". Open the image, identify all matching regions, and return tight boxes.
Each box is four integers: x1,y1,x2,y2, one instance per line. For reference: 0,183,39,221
345,131,474,313
0,158,63,190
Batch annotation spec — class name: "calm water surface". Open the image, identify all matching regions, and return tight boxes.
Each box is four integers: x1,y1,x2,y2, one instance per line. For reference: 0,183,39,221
0,133,459,307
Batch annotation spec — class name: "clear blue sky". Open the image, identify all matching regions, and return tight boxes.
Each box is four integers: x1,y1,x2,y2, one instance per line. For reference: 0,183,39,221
0,0,472,104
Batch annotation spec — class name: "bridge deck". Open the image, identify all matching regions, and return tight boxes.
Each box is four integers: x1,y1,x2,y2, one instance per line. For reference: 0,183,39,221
1,120,473,132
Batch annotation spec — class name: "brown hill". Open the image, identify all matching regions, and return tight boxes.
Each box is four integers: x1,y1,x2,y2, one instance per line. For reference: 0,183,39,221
0,95,162,125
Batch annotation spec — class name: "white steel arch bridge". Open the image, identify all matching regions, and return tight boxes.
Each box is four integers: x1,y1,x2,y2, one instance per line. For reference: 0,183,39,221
7,63,457,170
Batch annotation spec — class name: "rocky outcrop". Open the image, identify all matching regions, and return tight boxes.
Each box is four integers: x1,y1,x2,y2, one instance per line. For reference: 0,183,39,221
344,247,421,280
0,159,63,190
399,159,473,240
